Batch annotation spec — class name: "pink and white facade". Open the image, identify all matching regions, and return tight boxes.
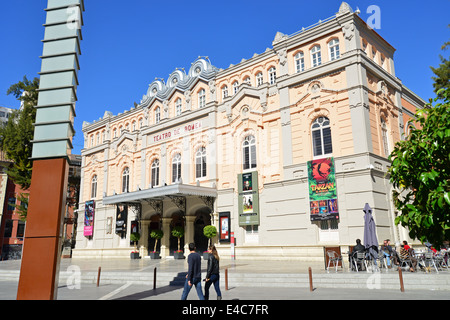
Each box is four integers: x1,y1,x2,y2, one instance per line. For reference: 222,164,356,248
73,3,425,260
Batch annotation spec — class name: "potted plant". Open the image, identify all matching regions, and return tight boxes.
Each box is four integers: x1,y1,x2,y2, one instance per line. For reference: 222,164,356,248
149,229,164,259
130,232,141,259
203,225,218,259
171,226,185,259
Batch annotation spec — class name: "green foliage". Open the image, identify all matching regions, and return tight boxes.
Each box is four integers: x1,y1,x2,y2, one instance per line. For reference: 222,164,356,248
203,225,217,239
14,193,29,221
150,229,164,240
203,225,217,246
0,76,39,190
430,25,450,100
130,232,140,243
388,88,450,247
171,226,184,238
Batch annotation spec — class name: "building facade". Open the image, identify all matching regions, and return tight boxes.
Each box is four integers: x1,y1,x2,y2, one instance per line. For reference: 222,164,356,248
74,3,425,260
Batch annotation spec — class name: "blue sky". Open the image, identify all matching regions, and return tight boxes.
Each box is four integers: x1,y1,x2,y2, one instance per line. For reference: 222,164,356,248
0,0,449,155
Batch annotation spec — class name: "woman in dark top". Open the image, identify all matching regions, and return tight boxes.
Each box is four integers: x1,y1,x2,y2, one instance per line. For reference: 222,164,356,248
204,245,222,300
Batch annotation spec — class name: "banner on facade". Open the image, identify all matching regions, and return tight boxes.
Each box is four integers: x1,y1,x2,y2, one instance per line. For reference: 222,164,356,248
84,200,95,236
307,157,339,221
116,204,128,238
238,171,260,226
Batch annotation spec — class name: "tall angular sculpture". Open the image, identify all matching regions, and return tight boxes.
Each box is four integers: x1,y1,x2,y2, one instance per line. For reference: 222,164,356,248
17,0,84,300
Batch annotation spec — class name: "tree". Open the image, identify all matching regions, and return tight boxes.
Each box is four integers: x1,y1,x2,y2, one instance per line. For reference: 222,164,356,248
430,24,450,100
388,88,450,248
0,76,39,221
0,76,38,190
150,229,164,253
171,226,184,252
203,225,217,246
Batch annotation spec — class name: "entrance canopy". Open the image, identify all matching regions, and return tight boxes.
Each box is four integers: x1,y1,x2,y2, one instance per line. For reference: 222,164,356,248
102,183,217,206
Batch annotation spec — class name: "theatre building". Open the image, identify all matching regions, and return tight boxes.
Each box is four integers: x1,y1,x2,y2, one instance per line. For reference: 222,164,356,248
73,3,425,260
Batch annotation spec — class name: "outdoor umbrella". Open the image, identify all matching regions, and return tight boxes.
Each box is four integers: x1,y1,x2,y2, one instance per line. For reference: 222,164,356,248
363,203,379,262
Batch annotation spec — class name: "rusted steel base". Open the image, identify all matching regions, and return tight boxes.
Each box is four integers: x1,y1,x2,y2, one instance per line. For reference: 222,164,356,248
16,158,68,300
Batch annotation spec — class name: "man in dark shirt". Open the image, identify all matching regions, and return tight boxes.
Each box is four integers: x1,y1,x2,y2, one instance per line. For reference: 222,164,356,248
181,243,205,300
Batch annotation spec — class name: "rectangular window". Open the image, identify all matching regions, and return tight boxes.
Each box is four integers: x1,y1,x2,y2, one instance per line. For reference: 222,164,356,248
17,221,25,238
172,163,181,183
322,127,333,154
151,166,159,186
4,220,13,238
312,130,323,157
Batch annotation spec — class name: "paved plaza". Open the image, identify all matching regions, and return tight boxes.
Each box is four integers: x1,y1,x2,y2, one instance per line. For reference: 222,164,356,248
1,257,449,300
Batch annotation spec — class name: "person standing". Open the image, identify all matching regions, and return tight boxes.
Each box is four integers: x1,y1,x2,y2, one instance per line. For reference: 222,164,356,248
181,243,205,300
204,245,222,300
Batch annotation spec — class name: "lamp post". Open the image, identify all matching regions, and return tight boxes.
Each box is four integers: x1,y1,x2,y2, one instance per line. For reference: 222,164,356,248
17,0,84,300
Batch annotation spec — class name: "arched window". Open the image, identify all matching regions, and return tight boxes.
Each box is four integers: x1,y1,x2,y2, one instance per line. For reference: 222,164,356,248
132,121,136,131
256,72,263,87
243,76,251,85
311,117,332,157
311,45,322,67
175,98,182,116
268,67,276,85
91,175,97,198
243,135,256,170
122,167,130,193
233,81,239,94
381,117,390,157
295,52,305,73
151,159,159,187
195,147,207,179
172,153,182,183
155,107,161,124
198,89,206,108
328,39,340,61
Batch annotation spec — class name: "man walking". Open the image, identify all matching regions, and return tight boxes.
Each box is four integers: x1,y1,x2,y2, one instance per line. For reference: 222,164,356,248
181,243,205,300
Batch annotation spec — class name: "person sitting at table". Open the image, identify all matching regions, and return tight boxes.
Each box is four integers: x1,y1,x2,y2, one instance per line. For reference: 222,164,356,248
402,240,411,251
351,239,366,271
399,244,417,272
380,239,394,268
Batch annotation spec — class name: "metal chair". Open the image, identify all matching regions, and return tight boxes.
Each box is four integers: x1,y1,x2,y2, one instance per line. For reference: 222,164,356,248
423,252,439,273
353,252,366,272
376,251,388,270
326,250,344,273
434,252,448,272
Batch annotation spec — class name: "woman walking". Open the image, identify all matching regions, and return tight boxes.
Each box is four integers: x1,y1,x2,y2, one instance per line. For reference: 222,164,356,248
204,245,222,300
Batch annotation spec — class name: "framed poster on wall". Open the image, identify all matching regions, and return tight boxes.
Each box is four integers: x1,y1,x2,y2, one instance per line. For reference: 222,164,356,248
219,211,231,243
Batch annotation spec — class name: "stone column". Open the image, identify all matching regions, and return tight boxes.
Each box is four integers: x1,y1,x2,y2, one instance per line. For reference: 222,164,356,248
160,217,170,258
184,215,196,251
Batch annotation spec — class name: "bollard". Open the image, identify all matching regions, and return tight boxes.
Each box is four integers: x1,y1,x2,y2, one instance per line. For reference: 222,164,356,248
153,267,157,290
308,267,313,292
398,267,405,292
225,268,228,291
97,267,101,287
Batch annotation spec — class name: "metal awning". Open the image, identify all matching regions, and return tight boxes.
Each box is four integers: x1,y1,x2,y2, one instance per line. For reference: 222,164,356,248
102,183,217,205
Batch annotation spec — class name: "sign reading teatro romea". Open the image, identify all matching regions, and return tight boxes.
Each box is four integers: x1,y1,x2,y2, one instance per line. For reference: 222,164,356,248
150,120,203,143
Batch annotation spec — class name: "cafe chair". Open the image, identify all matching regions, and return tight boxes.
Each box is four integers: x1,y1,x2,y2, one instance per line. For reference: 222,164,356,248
353,252,366,272
326,250,344,273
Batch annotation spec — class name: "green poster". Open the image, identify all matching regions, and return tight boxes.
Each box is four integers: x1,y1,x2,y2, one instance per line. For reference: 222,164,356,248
307,157,339,221
238,171,259,226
